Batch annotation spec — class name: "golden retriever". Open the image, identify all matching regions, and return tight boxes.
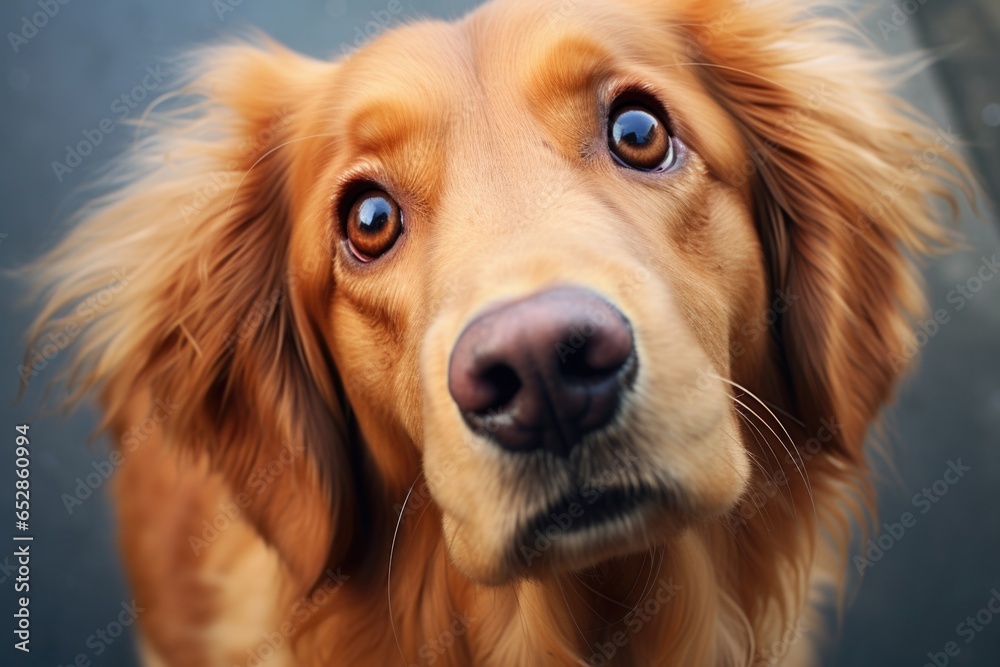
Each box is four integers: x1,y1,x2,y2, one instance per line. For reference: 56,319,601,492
28,0,970,664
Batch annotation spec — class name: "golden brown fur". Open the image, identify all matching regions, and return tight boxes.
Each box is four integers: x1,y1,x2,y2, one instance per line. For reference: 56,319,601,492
27,0,970,664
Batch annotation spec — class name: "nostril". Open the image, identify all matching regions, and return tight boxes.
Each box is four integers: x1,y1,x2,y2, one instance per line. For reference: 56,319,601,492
556,315,634,383
474,363,522,414
560,340,614,381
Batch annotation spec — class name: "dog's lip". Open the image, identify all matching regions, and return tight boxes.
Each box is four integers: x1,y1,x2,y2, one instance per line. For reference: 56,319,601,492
517,484,672,546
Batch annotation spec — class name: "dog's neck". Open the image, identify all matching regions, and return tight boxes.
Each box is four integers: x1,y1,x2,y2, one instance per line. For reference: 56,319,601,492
293,502,813,667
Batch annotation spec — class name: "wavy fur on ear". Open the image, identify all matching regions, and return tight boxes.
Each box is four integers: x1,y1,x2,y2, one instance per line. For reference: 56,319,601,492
671,0,973,659
681,0,972,456
25,40,353,589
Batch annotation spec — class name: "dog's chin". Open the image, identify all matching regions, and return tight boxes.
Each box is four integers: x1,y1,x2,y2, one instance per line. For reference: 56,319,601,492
508,500,683,578
442,492,717,586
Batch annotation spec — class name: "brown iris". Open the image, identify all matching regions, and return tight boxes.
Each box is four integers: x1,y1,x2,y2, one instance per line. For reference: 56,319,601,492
346,190,402,261
608,105,673,171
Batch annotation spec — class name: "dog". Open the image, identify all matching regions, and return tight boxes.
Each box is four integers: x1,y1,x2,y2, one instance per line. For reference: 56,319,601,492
27,0,970,664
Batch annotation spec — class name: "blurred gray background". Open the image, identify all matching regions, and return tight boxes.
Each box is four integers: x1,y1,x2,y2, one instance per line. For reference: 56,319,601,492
0,0,997,665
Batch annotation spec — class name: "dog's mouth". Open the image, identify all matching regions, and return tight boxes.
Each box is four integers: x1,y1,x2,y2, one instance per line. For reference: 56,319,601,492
511,483,676,571
530,486,666,534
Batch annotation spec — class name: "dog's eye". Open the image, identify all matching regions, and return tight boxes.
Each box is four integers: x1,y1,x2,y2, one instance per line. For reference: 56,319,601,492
345,190,402,261
608,104,675,172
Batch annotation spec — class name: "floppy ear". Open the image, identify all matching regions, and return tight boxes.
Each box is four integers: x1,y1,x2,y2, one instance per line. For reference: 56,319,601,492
28,40,353,589
684,0,970,460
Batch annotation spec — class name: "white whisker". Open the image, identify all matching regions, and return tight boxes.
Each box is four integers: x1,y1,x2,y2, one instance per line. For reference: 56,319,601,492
730,416,781,530
709,373,818,523
723,419,778,532
388,477,419,666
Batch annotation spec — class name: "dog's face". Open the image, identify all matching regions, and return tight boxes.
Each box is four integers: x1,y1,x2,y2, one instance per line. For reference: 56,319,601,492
289,0,767,583
35,0,963,598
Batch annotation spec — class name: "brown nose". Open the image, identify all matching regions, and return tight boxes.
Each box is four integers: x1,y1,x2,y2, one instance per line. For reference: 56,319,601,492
448,287,636,456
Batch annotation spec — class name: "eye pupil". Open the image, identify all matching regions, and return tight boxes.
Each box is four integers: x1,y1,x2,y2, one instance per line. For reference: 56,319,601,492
613,109,659,148
608,103,674,172
344,189,403,261
358,197,391,233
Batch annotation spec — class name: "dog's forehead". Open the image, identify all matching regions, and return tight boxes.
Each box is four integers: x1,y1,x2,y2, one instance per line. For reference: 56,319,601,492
318,0,746,203
327,0,668,140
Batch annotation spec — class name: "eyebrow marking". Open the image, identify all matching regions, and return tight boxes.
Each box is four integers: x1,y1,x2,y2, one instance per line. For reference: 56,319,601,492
344,99,433,156
520,35,616,107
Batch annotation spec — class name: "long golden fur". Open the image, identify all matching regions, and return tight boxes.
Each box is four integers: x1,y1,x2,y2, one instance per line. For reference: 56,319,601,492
27,0,970,664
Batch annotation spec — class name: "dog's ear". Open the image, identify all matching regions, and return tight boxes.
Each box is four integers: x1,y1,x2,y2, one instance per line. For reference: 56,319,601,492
28,41,353,589
685,1,970,459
